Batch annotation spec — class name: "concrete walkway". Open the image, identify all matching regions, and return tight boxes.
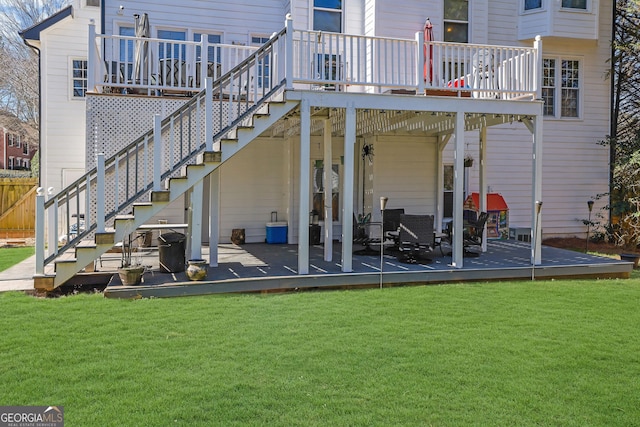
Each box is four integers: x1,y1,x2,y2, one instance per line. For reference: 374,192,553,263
0,255,35,292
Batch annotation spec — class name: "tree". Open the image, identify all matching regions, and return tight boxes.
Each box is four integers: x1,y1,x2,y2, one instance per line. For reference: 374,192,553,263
0,0,70,127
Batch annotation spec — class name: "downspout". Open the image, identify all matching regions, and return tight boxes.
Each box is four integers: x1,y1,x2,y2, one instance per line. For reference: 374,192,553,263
609,1,617,227
22,39,42,187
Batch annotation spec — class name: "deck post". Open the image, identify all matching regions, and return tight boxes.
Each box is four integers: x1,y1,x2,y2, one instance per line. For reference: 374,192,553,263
534,36,542,100
190,178,204,261
342,104,356,272
285,14,294,90
531,114,543,265
416,31,425,94
479,126,487,251
208,170,220,267
96,153,105,233
451,111,465,268
48,188,58,258
205,77,213,151
153,114,162,191
35,188,45,275
436,134,451,233
323,118,333,261
200,36,209,91
298,99,310,274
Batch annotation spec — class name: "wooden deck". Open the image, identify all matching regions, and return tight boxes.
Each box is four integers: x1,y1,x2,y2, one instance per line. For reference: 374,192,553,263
101,239,632,299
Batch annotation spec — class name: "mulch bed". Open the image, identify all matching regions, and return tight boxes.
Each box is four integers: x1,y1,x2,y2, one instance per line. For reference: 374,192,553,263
543,237,627,255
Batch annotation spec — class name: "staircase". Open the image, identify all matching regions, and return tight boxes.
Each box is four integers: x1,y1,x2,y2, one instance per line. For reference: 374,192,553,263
34,30,297,290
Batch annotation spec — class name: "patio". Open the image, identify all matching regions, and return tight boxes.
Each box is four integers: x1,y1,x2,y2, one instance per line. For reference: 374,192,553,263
101,239,632,298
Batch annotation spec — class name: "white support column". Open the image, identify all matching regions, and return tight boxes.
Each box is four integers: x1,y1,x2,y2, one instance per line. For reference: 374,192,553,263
190,179,204,261
452,111,465,268
531,115,543,265
205,77,213,151
153,114,162,191
416,31,425,94
96,153,106,233
435,134,450,232
298,99,311,274
342,104,356,272
479,126,487,252
323,118,333,261
35,188,45,275
208,170,220,267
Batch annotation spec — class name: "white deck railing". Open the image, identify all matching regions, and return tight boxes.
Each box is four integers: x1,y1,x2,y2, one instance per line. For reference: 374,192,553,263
88,17,540,100
88,24,258,95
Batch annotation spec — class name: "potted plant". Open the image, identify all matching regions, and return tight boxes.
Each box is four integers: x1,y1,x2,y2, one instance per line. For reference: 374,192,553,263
464,155,474,168
117,232,146,285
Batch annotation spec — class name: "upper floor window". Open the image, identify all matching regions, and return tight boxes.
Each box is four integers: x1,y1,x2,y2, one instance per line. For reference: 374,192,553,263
22,142,29,155
7,134,14,146
72,59,88,98
313,0,342,33
524,0,542,10
562,0,586,9
444,0,469,43
543,57,581,118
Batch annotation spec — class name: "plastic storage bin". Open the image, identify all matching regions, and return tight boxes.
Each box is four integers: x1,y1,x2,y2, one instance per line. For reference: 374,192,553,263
266,222,287,244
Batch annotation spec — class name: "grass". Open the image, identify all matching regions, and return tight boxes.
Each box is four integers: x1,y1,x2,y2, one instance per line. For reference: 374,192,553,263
1,279,640,426
0,246,34,272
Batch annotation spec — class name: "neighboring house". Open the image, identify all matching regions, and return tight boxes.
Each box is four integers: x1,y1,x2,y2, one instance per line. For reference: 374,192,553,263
0,112,37,171
25,0,614,289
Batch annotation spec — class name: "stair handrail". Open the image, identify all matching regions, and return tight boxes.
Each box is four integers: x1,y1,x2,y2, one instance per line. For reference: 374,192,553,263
36,25,288,272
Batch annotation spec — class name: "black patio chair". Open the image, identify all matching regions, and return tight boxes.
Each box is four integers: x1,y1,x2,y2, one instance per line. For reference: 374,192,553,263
382,208,404,252
353,213,380,255
462,211,489,257
396,214,435,263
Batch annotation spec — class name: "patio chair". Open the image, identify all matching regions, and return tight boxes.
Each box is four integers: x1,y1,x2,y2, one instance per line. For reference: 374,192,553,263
382,208,404,252
396,214,435,263
462,211,489,257
353,213,380,255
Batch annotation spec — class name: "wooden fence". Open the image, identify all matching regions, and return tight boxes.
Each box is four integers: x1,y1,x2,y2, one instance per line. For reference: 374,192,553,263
0,178,38,238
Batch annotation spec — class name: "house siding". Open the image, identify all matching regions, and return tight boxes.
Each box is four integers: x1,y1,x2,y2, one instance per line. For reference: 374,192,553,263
37,4,99,193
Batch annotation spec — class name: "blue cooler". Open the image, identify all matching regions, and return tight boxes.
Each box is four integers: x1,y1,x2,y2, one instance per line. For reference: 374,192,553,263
266,222,287,243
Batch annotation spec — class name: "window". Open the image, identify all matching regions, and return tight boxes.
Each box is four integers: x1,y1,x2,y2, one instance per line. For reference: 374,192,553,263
7,134,14,146
252,36,271,89
72,59,88,97
542,57,580,118
15,135,21,148
193,33,221,62
313,0,342,33
119,26,134,63
524,0,542,10
86,0,99,6
562,0,587,9
8,157,13,169
22,142,28,155
444,0,469,43
158,29,186,60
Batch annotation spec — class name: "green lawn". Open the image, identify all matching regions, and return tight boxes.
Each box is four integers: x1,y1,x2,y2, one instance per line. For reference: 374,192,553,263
1,279,639,426
0,246,34,272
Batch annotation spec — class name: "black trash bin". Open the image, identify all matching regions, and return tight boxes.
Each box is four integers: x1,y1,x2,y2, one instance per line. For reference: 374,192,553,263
158,232,186,273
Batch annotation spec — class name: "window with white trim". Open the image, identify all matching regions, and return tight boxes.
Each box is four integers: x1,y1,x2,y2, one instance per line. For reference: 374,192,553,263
15,135,21,148
313,0,342,33
444,0,469,43
252,36,271,89
8,157,13,169
543,57,581,118
72,59,88,97
85,0,99,6
158,29,186,60
562,0,586,9
7,134,14,146
524,0,542,10
23,142,29,155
